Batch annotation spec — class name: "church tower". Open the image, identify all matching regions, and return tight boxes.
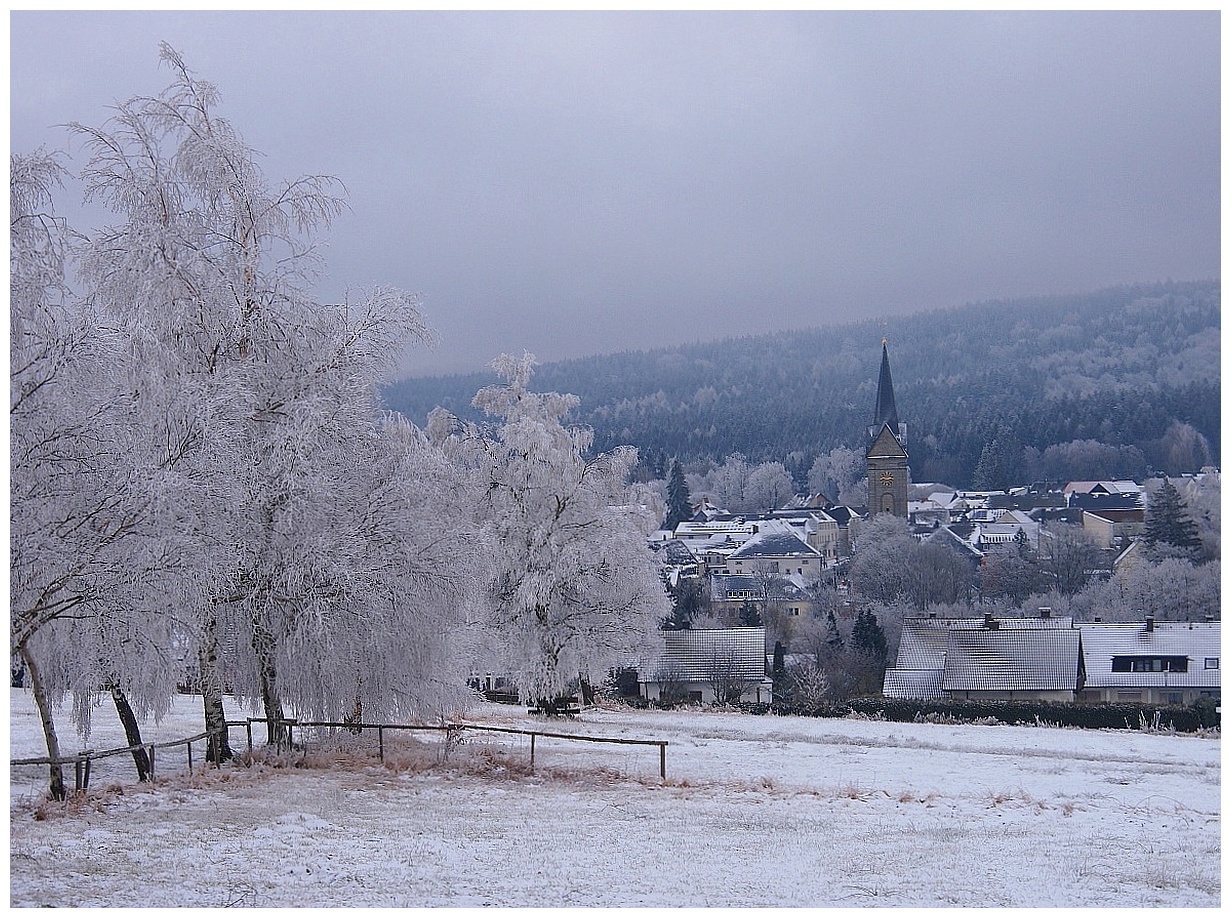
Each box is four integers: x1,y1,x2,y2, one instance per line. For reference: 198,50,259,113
866,339,908,517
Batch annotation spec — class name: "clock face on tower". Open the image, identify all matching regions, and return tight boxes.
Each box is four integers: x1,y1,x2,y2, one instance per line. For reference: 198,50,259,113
879,472,895,485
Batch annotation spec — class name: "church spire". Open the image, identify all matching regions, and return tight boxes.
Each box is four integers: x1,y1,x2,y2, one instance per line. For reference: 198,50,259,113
872,338,900,439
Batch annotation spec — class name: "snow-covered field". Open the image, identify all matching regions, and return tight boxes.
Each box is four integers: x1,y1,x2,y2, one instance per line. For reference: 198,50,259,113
8,689,1221,907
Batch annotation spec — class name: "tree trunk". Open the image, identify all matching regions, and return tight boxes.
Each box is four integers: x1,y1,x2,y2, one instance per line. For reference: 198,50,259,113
20,644,66,801
251,619,287,747
107,682,151,782
198,612,233,762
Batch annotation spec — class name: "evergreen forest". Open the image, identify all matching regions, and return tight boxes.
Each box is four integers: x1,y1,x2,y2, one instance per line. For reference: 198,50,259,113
385,281,1220,489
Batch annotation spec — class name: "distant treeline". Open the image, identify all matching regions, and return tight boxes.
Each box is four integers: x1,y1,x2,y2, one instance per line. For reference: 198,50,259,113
384,281,1220,489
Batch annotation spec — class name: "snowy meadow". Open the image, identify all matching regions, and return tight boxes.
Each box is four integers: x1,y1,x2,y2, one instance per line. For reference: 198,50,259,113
8,690,1220,908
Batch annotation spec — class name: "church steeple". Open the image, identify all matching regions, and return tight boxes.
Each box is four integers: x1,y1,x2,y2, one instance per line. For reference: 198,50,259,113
869,338,904,445
866,339,908,517
874,338,898,434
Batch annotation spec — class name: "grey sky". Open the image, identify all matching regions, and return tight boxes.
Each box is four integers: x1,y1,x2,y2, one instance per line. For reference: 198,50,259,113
10,11,1220,377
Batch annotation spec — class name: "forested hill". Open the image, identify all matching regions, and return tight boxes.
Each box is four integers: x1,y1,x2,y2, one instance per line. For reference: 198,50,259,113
383,281,1220,488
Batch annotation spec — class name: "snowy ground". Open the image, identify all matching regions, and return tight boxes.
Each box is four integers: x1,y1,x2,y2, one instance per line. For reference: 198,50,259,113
8,689,1221,907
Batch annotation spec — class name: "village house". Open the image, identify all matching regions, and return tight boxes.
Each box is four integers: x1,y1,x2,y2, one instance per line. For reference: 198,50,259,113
1082,508,1146,550
1078,619,1220,706
884,614,1221,706
708,572,816,624
724,522,825,580
637,627,773,705
883,613,1081,702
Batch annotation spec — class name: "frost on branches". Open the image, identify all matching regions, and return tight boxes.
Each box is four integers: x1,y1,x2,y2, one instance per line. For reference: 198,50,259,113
10,46,487,796
11,47,666,802
439,354,669,706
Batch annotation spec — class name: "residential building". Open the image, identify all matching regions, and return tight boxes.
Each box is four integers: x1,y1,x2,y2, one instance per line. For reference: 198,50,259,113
637,627,773,704
1078,620,1220,706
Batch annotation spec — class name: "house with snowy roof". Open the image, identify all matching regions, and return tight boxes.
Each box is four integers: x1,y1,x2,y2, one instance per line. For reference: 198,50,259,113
968,510,1039,553
883,613,1081,702
725,522,824,580
941,626,1084,702
708,572,816,624
1078,620,1220,706
637,627,773,705
885,614,1220,707
1064,480,1144,502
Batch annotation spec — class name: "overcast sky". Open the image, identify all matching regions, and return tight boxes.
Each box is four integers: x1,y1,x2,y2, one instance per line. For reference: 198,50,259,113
10,11,1220,377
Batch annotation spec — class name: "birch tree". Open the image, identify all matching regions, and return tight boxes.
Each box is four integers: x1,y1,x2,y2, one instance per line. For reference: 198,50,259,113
442,354,669,707
67,44,461,747
10,152,176,795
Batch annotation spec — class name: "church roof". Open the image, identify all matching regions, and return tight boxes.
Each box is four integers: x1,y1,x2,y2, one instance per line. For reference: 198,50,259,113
873,340,900,437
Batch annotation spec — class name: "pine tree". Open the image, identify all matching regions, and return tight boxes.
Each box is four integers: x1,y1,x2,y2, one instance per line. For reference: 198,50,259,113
665,459,693,530
851,610,887,662
824,609,844,653
1144,478,1202,557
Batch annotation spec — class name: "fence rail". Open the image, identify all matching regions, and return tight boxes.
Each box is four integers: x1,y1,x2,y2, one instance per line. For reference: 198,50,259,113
11,715,669,795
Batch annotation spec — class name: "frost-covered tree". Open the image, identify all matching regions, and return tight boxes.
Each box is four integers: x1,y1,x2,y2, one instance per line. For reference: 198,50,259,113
696,454,752,512
1040,524,1103,596
1086,558,1219,623
66,45,461,748
743,462,796,512
10,150,186,796
451,354,669,707
808,445,865,505
848,513,915,605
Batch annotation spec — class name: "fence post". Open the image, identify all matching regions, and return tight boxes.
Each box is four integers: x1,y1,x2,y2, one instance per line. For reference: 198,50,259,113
187,740,193,774
246,719,253,752
83,757,91,792
378,726,384,762
659,743,666,780
530,733,536,771
148,744,155,782
74,758,83,793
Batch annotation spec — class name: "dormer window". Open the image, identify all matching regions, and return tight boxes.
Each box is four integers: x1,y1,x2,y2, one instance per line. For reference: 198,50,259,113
1111,656,1189,673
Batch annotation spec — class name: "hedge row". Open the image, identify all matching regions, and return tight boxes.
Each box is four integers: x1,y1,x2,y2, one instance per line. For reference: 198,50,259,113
763,696,1220,732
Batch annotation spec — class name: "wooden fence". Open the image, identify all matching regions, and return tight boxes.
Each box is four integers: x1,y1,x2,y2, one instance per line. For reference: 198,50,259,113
11,716,669,795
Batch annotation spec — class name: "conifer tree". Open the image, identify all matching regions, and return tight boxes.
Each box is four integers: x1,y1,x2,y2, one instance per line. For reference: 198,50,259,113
1144,478,1202,558
665,459,693,530
851,610,887,662
824,609,844,653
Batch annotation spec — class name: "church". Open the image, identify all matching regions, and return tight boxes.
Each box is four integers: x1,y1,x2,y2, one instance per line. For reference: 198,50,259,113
866,340,908,517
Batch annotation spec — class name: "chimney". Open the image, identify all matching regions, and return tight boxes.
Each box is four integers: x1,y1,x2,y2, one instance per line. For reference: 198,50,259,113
983,612,998,630
1145,615,1155,633
1039,606,1051,619
1094,616,1102,623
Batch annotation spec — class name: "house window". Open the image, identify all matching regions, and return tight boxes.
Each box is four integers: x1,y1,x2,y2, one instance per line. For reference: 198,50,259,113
789,607,800,617
1165,692,1184,705
1205,658,1219,670
1117,691,1142,702
1111,656,1189,673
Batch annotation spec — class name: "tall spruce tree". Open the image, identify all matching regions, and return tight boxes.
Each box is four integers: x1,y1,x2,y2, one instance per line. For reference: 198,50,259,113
824,609,844,653
665,459,693,530
1144,478,1202,558
851,610,887,662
